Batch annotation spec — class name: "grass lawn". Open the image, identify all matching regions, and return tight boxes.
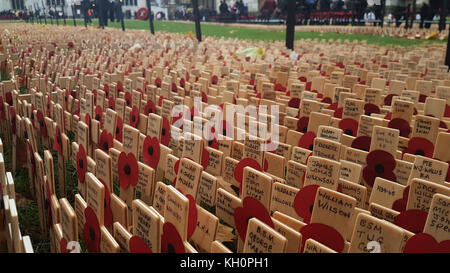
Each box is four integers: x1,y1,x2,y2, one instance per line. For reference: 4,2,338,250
34,19,446,47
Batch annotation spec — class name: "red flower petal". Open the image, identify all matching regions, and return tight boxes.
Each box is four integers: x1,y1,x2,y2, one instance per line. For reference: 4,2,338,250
445,104,450,118
82,206,101,253
76,144,87,183
388,118,411,138
142,136,161,169
234,197,274,242
364,103,380,116
393,209,428,234
144,100,156,116
155,78,162,88
321,97,332,104
328,102,338,111
419,94,427,103
125,92,132,107
53,125,62,155
339,118,359,137
333,107,343,118
160,117,171,146
161,222,185,253
129,106,139,128
37,110,48,137
297,116,309,133
201,148,209,170
288,98,301,108
298,131,316,151
384,94,397,106
99,130,113,154
293,185,320,224
351,136,371,152
201,92,208,103
211,75,218,85
234,158,262,191
129,236,152,253
392,186,410,212
60,238,69,253
299,223,345,253
403,233,450,253
115,116,123,142
403,137,434,158
186,194,198,239
118,152,139,189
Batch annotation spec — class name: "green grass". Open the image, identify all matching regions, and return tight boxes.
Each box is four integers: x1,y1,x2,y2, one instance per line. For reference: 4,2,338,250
33,18,446,47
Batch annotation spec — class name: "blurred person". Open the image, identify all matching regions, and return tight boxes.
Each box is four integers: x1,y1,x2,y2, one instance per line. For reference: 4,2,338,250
260,0,277,23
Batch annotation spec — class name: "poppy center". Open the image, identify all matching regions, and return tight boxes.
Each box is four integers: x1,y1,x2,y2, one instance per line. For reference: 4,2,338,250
40,120,45,127
167,243,175,253
103,141,109,151
345,129,353,136
309,144,314,150
95,114,100,121
31,113,34,119
89,227,95,241
116,126,120,135
148,108,153,114
223,129,226,136
415,149,425,156
208,139,213,146
126,99,130,105
302,127,307,133
78,159,84,169
162,128,166,136
309,204,314,214
124,165,131,175
132,115,136,122
57,136,61,144
148,146,154,156
374,164,384,174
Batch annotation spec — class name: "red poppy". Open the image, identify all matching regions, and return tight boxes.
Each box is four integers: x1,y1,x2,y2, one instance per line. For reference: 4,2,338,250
334,107,343,118
184,193,198,239
234,196,274,242
299,223,345,253
37,110,48,138
298,131,316,151
108,97,115,110
129,106,139,128
297,116,309,133
328,102,338,111
384,94,397,106
76,144,87,183
115,116,123,142
64,89,70,110
388,118,411,138
444,104,450,118
288,98,301,108
144,99,156,116
293,185,319,224
234,158,262,193
201,91,208,103
321,97,332,104
274,83,286,92
403,137,434,158
116,81,123,96
99,130,113,154
53,125,63,156
103,84,110,98
94,105,103,127
129,236,152,253
351,136,371,152
299,76,307,82
118,152,139,189
339,118,358,137
211,75,219,85
362,150,397,188
85,113,92,133
143,136,161,169
60,238,69,253
364,103,380,116
305,82,312,91
98,178,113,228
403,233,450,253
419,94,427,103
392,186,409,212
10,106,16,135
201,147,210,170
160,117,171,146
124,92,132,107
0,97,5,121
82,206,101,253
393,209,428,234
155,78,162,88
161,222,185,253
45,180,52,227
179,78,185,88
92,90,98,106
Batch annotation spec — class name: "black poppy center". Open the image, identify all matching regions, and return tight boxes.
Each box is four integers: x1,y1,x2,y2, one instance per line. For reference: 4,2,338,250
124,165,131,175
223,129,226,136
40,120,45,128
103,141,109,151
148,108,153,114
89,227,95,241
415,149,425,156
345,129,353,136
148,146,154,156
309,144,314,150
208,139,213,146
374,164,384,174
31,113,34,119
167,243,175,253
161,128,166,136
309,204,314,214
126,99,130,106
116,126,120,135
57,136,61,144
95,114,100,121
132,115,136,122
78,159,84,169
302,127,307,133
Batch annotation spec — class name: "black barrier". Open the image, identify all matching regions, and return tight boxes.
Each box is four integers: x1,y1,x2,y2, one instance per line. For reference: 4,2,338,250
285,0,295,50
193,0,202,42
41,1,47,25
146,0,155,35
72,5,77,27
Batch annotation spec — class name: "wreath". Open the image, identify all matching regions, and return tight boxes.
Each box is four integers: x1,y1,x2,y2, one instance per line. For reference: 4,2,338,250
137,7,149,20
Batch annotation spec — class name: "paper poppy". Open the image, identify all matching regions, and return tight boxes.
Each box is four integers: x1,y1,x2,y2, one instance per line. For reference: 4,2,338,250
115,116,123,142
0,97,5,121
234,158,262,193
85,113,91,133
299,223,345,253
161,222,185,253
403,233,450,253
334,107,343,118
92,90,98,106
129,236,152,253
185,193,198,239
297,116,309,133
201,147,210,170
364,103,380,116
351,136,371,152
125,92,132,107
4,92,12,106
53,125,63,156
388,118,411,138
118,152,139,189
305,82,312,91
37,110,48,138
384,94,397,106
160,117,171,146
321,97,332,104
129,106,139,128
419,94,428,103
155,78,162,88
60,238,69,253
116,81,123,95
362,150,397,188
10,106,16,135
403,137,434,158
142,136,161,169
103,84,110,98
298,131,316,151
76,144,87,183
293,185,320,224
179,78,185,88
392,186,409,212
274,83,286,92
234,196,274,242
99,130,113,154
94,105,103,127
288,98,301,108
393,209,428,234
98,178,113,228
108,97,115,110
445,104,450,118
211,75,219,85
339,118,358,137
82,206,101,253
144,99,156,116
